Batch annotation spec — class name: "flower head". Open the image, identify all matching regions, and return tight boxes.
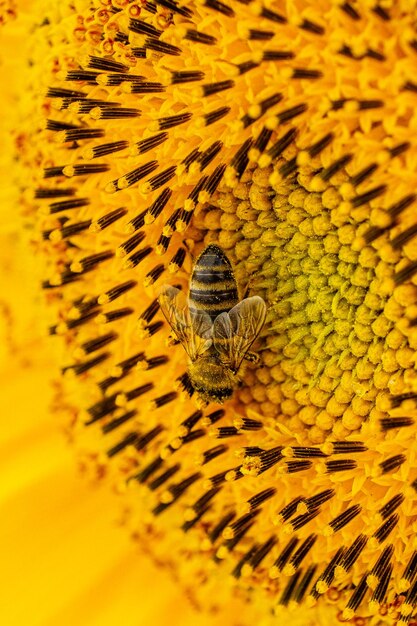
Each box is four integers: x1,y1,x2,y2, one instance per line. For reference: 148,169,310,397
21,0,417,624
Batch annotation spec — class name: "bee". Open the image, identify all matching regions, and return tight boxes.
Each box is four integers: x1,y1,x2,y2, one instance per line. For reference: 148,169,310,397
158,243,266,404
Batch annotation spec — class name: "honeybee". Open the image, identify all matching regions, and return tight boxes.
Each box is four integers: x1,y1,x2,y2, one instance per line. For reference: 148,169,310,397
158,243,266,404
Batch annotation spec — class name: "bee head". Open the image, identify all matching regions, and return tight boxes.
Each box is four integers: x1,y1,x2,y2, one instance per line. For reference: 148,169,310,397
188,356,238,405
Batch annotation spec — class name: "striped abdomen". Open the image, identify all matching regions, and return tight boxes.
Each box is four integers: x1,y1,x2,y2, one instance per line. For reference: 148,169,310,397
189,244,239,321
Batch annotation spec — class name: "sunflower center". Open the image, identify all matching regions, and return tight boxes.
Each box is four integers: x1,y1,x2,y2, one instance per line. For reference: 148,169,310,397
198,156,416,444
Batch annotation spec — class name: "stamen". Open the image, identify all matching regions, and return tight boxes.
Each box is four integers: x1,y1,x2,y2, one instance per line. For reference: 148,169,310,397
320,154,352,181
280,571,302,606
270,537,299,576
204,0,234,17
134,132,168,155
288,446,326,458
183,29,217,45
136,424,164,451
378,494,404,520
325,504,361,534
107,432,138,458
56,308,99,331
154,472,201,515
283,460,312,473
368,545,394,585
262,50,293,61
128,18,162,37
325,459,357,473
248,536,277,570
98,280,137,305
92,207,127,231
266,128,297,162
189,487,221,515
157,112,192,131
139,300,159,326
209,511,235,543
202,80,234,97
259,7,286,24
311,547,345,597
290,508,320,531
350,164,378,187
87,55,129,73
97,307,133,323
145,38,182,56
71,251,114,274
223,509,260,540
394,261,417,285
378,454,406,474
130,82,165,94
339,535,368,573
108,160,158,192
380,417,414,430
278,103,307,123
154,0,192,17
247,487,277,511
233,544,260,578
248,29,274,41
339,2,361,21
323,441,367,454
102,409,137,434
170,70,204,84
87,393,118,424
35,187,75,198
182,505,211,531
285,534,317,574
134,457,165,484
401,552,417,590
299,19,324,35
78,331,117,355
168,247,186,272
305,489,335,510
125,246,152,269
46,87,86,99
234,416,263,431
370,563,392,608
373,514,399,544
144,264,165,286
197,445,228,465
63,352,109,376
47,198,89,214
48,219,92,240
63,163,110,177
90,106,140,119
149,465,181,490
150,391,178,409
294,565,318,603
351,184,386,208
59,128,105,142
344,573,368,619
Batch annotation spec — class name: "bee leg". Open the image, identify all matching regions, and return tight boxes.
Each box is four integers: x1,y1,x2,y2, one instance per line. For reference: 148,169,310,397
195,394,209,409
242,285,250,299
183,238,196,263
167,334,180,346
241,270,257,298
243,351,260,364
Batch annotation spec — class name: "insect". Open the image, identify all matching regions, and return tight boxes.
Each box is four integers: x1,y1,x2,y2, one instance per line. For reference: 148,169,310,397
158,243,267,404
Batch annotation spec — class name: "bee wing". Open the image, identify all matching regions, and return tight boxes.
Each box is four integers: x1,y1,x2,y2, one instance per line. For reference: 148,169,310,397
158,285,213,360
212,296,266,370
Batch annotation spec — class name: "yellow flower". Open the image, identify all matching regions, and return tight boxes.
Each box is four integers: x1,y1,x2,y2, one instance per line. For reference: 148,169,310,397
1,9,255,626
10,0,417,624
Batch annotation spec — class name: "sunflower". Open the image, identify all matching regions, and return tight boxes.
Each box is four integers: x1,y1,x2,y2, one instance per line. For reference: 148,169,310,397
9,0,417,624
